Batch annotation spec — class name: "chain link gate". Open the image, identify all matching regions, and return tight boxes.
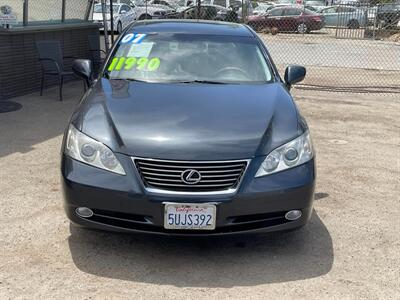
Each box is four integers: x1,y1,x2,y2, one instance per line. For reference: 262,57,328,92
1,0,398,93
160,0,400,94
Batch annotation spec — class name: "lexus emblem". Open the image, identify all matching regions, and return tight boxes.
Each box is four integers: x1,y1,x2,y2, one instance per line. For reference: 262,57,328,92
181,169,201,185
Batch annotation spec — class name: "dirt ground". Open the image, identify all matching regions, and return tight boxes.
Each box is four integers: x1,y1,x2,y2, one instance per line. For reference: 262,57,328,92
0,81,399,299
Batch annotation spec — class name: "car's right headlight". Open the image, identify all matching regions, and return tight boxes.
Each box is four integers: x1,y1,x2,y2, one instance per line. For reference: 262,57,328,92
64,125,126,175
255,131,314,177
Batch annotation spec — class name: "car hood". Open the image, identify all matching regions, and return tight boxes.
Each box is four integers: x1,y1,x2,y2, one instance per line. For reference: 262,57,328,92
74,78,302,160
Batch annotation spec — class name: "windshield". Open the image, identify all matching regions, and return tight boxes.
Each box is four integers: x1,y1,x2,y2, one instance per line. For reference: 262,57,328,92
105,33,273,83
256,4,272,9
132,0,147,5
94,4,120,13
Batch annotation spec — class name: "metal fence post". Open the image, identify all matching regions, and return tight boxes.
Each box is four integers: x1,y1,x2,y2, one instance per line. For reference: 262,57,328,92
241,0,244,23
23,0,28,26
110,0,115,44
85,0,95,21
62,0,66,22
101,0,110,53
197,0,201,19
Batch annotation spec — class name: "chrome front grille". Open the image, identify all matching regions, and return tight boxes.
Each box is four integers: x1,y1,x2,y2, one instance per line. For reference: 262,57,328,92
133,158,249,194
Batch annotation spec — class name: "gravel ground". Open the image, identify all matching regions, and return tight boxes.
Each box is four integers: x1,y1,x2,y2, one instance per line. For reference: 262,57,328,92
0,81,399,299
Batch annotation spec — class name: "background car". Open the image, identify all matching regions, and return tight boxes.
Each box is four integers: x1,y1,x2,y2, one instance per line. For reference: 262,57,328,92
163,4,238,21
202,0,254,17
93,3,135,33
304,0,327,10
130,0,175,19
147,0,181,11
176,0,196,8
252,2,276,15
247,6,325,33
319,5,366,28
376,3,400,29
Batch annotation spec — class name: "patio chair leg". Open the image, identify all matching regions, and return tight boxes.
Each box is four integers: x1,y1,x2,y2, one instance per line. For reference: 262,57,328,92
40,73,44,96
59,76,64,101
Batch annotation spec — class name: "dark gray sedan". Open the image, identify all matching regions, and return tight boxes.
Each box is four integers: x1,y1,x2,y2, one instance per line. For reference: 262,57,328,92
62,20,315,235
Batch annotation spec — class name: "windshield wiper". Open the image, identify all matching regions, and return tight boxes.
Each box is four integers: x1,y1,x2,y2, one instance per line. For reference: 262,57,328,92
175,80,227,84
107,77,149,83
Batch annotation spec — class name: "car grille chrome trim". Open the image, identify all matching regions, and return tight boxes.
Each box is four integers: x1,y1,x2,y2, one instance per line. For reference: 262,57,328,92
132,157,250,195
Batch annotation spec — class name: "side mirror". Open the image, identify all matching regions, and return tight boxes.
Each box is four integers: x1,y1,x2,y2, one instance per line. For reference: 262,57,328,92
72,59,94,87
284,65,306,89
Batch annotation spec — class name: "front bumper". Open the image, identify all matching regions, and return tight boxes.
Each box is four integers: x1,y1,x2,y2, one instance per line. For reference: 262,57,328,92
62,154,316,236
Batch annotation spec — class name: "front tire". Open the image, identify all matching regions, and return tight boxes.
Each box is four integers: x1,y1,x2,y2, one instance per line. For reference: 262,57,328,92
297,23,308,34
348,19,359,29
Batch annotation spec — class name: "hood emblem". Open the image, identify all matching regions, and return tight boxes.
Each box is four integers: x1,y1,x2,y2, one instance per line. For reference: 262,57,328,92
181,169,201,185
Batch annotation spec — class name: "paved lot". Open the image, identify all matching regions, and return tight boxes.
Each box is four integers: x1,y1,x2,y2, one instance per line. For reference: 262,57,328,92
0,81,399,299
260,32,400,71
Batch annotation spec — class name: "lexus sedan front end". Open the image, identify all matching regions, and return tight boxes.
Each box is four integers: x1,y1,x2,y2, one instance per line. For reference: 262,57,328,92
62,20,316,236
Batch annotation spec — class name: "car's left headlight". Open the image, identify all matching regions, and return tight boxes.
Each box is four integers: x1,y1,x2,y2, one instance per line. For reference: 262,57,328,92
64,125,126,175
255,131,314,177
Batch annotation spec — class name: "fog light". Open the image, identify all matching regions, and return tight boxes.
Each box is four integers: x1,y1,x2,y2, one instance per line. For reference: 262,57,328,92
75,207,93,218
285,210,302,221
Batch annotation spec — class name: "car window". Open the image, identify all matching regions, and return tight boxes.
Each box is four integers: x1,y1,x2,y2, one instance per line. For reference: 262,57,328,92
106,33,273,83
94,4,120,13
214,0,227,7
337,6,355,13
231,0,242,7
121,4,131,12
184,6,198,18
285,8,301,16
321,7,337,13
303,8,318,15
204,6,218,18
270,8,284,16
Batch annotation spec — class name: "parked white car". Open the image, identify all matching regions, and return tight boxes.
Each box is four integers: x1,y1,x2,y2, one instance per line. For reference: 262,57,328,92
93,3,136,33
93,2,171,32
131,0,175,19
202,0,253,16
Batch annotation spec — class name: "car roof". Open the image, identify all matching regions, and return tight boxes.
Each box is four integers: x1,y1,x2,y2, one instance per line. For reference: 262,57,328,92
129,20,254,37
94,3,122,7
183,4,227,10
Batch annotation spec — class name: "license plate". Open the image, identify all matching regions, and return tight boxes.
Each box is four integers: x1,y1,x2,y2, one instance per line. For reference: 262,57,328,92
164,203,216,230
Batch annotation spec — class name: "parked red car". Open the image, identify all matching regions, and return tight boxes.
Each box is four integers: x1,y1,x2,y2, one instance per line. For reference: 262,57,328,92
247,6,325,33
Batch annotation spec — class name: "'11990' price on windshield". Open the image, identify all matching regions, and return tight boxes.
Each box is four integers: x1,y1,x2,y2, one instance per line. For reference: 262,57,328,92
108,57,160,72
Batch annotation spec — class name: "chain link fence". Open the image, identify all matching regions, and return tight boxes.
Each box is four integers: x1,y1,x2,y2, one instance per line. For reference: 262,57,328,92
1,0,398,93
158,0,400,93
0,0,91,25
